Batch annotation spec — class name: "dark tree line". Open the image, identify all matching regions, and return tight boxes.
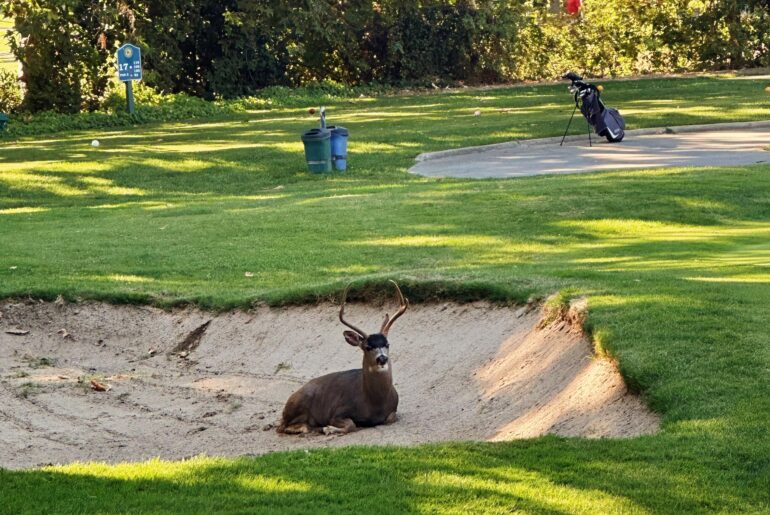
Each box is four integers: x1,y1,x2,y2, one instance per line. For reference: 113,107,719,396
1,0,769,113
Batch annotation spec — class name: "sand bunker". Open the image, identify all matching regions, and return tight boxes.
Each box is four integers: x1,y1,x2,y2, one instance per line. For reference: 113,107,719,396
0,299,658,469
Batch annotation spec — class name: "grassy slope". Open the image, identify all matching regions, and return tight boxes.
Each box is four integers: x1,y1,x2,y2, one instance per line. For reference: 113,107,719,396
1,76,769,513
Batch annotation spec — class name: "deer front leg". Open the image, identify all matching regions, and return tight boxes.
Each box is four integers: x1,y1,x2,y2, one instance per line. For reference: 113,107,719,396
280,423,312,435
323,418,357,435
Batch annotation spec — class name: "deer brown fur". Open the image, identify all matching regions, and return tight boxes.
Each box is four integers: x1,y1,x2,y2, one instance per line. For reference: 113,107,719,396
277,282,408,435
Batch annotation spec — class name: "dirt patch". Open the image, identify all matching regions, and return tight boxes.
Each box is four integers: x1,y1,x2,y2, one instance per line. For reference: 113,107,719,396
0,299,659,469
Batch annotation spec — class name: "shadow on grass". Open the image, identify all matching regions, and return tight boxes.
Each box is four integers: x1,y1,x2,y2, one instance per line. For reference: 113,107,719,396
1,432,764,514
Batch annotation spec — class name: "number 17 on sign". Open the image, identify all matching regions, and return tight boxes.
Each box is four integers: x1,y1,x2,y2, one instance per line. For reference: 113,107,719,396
116,44,142,114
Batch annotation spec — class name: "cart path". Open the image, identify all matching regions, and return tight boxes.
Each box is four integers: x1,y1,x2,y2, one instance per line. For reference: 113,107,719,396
409,126,770,179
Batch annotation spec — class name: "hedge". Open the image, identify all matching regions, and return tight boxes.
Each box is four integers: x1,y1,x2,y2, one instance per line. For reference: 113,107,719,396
1,0,769,113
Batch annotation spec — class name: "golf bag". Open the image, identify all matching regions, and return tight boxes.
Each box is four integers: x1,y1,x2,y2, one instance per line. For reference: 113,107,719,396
562,72,625,144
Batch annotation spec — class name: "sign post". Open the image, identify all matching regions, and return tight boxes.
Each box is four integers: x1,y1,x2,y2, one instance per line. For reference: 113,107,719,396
116,44,142,114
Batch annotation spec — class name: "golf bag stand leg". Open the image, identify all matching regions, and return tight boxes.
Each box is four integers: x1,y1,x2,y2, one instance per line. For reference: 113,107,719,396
560,103,579,146
588,120,592,147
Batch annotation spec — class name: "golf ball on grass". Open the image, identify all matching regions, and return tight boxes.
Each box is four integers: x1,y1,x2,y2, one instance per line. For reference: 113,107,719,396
765,86,770,92
91,139,100,148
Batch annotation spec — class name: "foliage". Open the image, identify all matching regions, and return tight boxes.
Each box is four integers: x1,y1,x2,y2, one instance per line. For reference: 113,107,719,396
3,0,770,113
0,0,134,113
0,80,392,138
0,16,15,74
0,85,223,138
152,0,526,89
694,0,770,69
568,0,770,74
0,69,21,113
132,0,289,99
379,1,523,84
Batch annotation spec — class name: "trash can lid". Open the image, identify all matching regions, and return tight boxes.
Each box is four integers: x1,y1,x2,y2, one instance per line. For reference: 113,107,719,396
327,126,348,137
301,128,331,141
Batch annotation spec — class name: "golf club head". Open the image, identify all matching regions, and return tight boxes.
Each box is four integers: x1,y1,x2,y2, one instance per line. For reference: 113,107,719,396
563,71,583,82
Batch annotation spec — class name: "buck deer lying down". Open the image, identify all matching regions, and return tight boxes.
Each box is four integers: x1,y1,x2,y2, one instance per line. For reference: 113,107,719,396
277,281,409,435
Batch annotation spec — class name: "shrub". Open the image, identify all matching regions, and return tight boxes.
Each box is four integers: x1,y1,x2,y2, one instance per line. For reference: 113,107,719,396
1,0,133,113
0,80,384,139
2,0,770,113
0,69,22,113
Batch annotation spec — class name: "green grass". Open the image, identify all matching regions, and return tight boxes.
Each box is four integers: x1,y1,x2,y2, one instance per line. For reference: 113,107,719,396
1,76,769,513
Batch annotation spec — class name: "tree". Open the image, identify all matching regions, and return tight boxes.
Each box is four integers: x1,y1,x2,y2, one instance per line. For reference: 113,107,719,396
1,0,136,112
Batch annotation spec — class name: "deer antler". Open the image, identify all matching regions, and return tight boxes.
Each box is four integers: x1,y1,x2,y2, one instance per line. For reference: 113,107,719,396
381,281,409,336
339,284,368,338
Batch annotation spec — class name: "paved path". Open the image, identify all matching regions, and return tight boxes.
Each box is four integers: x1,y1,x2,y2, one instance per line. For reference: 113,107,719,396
409,126,770,179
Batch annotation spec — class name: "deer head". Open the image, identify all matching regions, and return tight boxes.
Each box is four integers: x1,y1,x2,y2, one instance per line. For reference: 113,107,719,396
339,281,409,371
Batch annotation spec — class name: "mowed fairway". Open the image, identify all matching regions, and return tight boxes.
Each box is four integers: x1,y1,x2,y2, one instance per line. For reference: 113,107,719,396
1,77,769,513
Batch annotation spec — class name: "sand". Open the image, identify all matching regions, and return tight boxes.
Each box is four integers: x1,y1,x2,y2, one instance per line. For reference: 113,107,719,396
0,298,659,469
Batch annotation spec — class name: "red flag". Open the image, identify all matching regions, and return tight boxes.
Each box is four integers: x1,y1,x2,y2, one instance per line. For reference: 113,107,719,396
566,0,582,15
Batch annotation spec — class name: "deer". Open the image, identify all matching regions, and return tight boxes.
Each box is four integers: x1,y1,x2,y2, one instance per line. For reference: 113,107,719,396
277,281,409,436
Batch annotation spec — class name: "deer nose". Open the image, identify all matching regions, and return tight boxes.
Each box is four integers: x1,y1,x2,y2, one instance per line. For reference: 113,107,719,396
376,355,388,366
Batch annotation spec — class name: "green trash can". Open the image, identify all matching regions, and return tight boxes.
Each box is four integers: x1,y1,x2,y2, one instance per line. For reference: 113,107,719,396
301,128,332,173
0,113,8,132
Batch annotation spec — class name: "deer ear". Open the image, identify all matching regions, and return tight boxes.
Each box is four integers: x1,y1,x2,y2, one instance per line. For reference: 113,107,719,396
343,331,365,347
